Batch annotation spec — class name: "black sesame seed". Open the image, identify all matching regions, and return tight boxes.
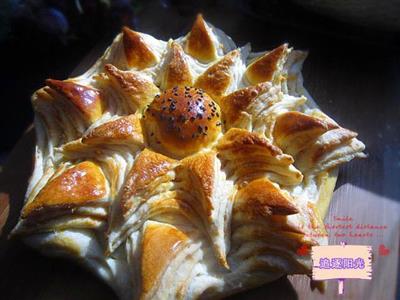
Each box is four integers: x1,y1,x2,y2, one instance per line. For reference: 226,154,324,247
216,112,220,117
150,132,154,136
207,116,212,120
216,122,222,126
198,126,203,133
205,126,208,131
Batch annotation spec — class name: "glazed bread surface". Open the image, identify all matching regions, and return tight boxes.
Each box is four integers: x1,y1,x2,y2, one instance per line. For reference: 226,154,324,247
12,14,366,300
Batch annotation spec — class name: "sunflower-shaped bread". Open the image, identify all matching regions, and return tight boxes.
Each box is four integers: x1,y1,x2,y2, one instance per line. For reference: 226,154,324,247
12,14,366,300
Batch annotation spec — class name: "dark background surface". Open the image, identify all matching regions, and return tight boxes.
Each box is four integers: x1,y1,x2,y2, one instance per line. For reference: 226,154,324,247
0,0,399,299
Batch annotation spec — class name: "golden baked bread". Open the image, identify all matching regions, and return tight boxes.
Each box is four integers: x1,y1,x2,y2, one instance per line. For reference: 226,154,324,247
12,14,366,299
143,86,222,158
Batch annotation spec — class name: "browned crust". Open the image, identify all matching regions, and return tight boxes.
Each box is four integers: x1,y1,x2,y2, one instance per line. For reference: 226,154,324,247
45,79,103,123
82,114,144,146
217,128,284,158
141,222,188,296
185,14,217,63
179,151,216,217
216,128,303,186
220,83,271,126
195,50,239,100
120,149,176,216
235,178,298,218
245,44,288,85
273,111,338,154
104,64,159,110
122,27,157,69
22,161,107,219
164,42,193,89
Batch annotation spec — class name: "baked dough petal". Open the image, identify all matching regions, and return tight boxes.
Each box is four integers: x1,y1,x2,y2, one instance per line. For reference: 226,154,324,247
176,151,235,268
129,221,203,300
120,149,177,217
96,64,160,114
161,41,194,89
273,111,366,174
14,161,109,234
45,79,103,124
107,149,178,252
245,44,290,85
82,114,144,147
220,82,272,129
234,178,299,218
229,178,324,278
184,14,218,63
216,128,303,186
195,49,245,101
58,114,144,199
220,82,306,138
33,80,103,145
122,26,158,70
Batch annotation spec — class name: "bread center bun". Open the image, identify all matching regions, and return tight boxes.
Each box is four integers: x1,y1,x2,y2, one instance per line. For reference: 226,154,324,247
143,86,222,158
